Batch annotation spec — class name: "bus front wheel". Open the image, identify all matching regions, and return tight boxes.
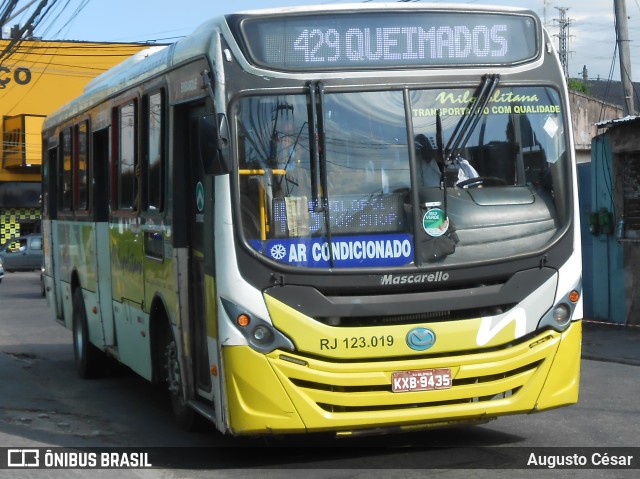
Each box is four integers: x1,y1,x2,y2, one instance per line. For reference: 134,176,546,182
163,326,199,431
72,288,103,378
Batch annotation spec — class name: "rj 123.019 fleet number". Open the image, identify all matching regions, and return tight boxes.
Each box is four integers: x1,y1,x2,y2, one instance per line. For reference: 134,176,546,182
320,335,394,350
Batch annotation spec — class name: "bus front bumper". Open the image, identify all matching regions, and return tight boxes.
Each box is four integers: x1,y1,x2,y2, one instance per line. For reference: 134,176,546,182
222,321,581,436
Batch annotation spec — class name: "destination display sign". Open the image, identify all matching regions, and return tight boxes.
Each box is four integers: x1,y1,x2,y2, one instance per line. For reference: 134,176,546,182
234,11,539,71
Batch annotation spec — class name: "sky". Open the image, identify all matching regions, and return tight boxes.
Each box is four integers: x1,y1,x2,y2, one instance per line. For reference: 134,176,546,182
4,0,640,83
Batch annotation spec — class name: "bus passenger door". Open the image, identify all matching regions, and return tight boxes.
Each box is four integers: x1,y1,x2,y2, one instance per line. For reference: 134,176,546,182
43,147,63,321
92,127,115,347
175,102,215,403
109,100,146,374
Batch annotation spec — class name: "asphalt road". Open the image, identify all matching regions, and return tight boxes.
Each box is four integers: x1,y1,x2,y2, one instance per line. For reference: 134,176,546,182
0,272,638,478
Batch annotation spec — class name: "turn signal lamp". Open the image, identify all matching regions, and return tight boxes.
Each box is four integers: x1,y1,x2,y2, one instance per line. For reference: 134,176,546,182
569,290,580,303
237,314,250,327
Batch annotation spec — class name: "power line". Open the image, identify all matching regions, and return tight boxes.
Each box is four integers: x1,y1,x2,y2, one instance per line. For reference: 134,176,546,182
0,0,59,63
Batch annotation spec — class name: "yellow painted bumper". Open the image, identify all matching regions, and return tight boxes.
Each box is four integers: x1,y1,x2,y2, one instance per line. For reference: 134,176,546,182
222,321,581,435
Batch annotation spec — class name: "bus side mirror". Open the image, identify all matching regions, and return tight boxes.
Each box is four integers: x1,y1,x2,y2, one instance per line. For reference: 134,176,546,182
198,113,230,175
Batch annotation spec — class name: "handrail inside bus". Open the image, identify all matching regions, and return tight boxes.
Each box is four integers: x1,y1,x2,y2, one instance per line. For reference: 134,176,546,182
238,168,287,240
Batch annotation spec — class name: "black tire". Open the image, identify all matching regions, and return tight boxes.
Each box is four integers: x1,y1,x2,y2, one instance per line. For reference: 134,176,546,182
72,288,103,378
162,324,199,431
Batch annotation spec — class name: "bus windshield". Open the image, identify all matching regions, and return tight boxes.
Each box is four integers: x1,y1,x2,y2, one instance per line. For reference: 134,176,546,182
236,85,568,269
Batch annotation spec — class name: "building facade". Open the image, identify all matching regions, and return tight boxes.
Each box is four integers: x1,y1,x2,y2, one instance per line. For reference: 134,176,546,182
587,117,640,326
1,39,149,244
569,90,622,164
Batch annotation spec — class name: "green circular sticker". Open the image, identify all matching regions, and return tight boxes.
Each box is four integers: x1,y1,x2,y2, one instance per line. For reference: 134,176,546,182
422,208,449,237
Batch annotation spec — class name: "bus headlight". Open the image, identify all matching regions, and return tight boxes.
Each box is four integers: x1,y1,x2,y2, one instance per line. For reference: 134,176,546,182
537,283,581,332
552,303,571,326
221,297,295,354
252,325,274,345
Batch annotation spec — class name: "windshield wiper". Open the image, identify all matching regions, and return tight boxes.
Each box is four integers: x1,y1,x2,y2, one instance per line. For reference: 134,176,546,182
433,75,499,255
308,83,321,207
445,74,500,167
308,81,334,266
317,83,333,261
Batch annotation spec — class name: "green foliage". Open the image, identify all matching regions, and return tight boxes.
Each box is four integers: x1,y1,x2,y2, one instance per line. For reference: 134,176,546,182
568,78,590,94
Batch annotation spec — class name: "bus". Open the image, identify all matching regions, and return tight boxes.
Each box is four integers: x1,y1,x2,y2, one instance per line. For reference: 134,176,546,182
41,3,582,436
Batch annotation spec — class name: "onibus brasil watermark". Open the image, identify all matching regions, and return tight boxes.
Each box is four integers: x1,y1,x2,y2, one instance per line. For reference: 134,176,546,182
6,449,151,469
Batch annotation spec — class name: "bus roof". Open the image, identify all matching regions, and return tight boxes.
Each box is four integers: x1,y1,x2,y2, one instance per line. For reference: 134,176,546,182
232,2,530,16
43,17,223,129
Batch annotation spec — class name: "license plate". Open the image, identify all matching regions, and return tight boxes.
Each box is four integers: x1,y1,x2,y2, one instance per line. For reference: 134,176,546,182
391,368,452,393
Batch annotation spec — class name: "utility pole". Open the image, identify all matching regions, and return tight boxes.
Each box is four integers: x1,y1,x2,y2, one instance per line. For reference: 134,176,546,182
554,7,572,80
614,0,635,116
543,0,552,29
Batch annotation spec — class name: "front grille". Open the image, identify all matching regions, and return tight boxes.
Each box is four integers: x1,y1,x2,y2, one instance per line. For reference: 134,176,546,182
289,359,541,413
317,303,517,327
271,333,557,419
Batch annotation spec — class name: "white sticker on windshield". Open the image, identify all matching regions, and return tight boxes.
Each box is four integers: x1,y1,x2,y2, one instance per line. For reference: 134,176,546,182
543,116,559,138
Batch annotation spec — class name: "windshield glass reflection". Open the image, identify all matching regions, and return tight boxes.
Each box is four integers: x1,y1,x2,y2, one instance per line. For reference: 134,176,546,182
235,86,568,269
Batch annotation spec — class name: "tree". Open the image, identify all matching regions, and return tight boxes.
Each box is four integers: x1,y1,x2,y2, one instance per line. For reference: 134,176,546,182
567,78,590,95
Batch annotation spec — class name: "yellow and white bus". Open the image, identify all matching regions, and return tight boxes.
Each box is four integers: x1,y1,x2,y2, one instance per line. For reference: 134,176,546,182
42,3,582,436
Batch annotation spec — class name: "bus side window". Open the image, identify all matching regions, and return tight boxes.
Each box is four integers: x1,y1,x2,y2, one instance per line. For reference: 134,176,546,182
92,128,110,222
60,128,73,212
75,121,89,211
144,91,165,213
115,101,138,211
44,147,58,220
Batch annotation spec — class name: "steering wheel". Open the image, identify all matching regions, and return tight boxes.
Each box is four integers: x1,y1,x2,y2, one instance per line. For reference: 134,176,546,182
457,176,508,188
